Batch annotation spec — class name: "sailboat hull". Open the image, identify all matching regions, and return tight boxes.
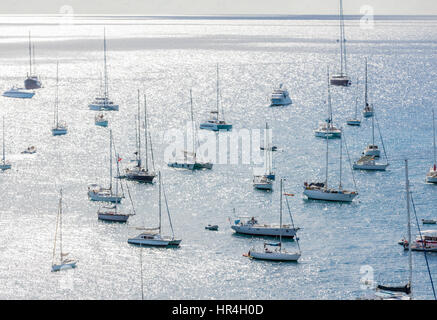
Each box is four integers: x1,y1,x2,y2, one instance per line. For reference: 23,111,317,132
24,77,42,90
52,128,68,136
51,261,77,272
127,238,181,247
199,123,232,131
347,119,361,126
303,188,357,202
248,250,300,262
353,163,388,171
0,164,11,171
330,75,351,87
88,191,123,203
98,213,130,222
231,225,297,238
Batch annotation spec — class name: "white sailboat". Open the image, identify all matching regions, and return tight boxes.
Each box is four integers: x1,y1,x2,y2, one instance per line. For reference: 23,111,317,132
330,0,351,87
426,109,437,183
24,31,42,90
363,105,380,157
98,154,133,222
347,92,361,126
246,179,301,262
51,189,77,272
168,89,213,170
270,84,292,106
88,29,119,111
88,129,124,203
304,133,358,202
128,172,182,247
52,62,68,136
0,116,11,171
123,91,156,183
199,64,232,131
315,68,342,138
362,58,374,118
253,123,275,190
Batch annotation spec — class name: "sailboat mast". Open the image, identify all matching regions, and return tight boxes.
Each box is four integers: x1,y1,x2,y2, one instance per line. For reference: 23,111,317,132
189,89,196,158
115,154,119,214
433,109,436,170
2,117,5,162
279,179,283,252
325,134,329,190
28,31,32,76
137,90,142,167
405,159,413,293
371,107,375,145
103,28,108,101
59,189,63,259
109,129,113,192
338,0,344,76
327,68,333,124
55,62,59,127
339,132,343,190
365,58,368,106
216,64,220,117
144,94,149,172
158,171,162,235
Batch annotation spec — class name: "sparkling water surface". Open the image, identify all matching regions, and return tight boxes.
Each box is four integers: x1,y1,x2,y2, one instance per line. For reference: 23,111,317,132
0,16,436,299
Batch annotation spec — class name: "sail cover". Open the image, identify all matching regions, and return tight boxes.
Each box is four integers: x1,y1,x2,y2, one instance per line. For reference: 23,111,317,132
377,283,411,294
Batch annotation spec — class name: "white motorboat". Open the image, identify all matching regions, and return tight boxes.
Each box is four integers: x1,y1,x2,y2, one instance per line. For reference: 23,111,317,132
95,113,108,127
315,68,342,138
353,155,388,171
51,63,68,136
0,117,11,171
2,87,35,99
253,175,273,191
88,129,124,203
270,84,292,106
128,172,181,247
51,189,78,272
304,133,358,202
330,0,351,87
21,146,36,154
362,59,374,118
123,91,156,183
231,216,299,238
426,110,437,183
168,90,213,170
88,29,119,111
245,179,301,262
24,32,42,90
199,64,232,131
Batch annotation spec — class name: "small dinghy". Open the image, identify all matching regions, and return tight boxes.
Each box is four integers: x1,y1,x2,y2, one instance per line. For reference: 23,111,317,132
21,146,36,154
422,219,437,225
95,113,108,127
205,224,219,231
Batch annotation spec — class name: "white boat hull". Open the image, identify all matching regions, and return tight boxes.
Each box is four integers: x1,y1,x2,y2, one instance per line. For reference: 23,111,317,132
98,213,129,222
52,261,77,272
249,250,300,262
347,119,361,126
231,225,297,238
88,191,123,203
314,130,341,138
128,238,181,247
303,188,357,202
89,103,119,111
199,123,232,131
353,163,388,171
270,97,292,106
2,91,35,99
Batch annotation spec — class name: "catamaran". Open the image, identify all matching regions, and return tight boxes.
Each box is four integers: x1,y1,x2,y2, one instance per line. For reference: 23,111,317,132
330,0,351,87
362,58,374,118
88,29,119,111
0,117,11,171
245,180,301,262
51,189,78,272
24,31,42,90
123,91,156,183
168,90,213,170
199,64,232,131
426,109,437,183
52,63,68,136
304,133,358,202
88,129,124,203
315,68,342,138
128,172,181,247
270,84,292,106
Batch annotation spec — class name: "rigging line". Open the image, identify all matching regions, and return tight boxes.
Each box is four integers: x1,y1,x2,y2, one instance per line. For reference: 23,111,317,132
374,112,389,163
284,192,301,252
410,192,437,300
52,196,61,266
161,179,175,239
342,129,358,191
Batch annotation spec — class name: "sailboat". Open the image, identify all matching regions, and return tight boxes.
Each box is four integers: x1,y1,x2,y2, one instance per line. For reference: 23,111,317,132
315,68,342,138
199,64,232,131
353,110,389,171
51,189,78,272
51,62,68,136
304,132,358,202
369,160,412,300
246,179,301,262
347,82,361,126
362,58,374,118
123,91,156,183
426,109,437,183
24,31,42,90
330,0,351,87
253,123,275,190
98,154,134,222
88,29,119,111
168,89,213,170
128,172,182,247
0,116,11,171
270,84,292,107
88,129,124,203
